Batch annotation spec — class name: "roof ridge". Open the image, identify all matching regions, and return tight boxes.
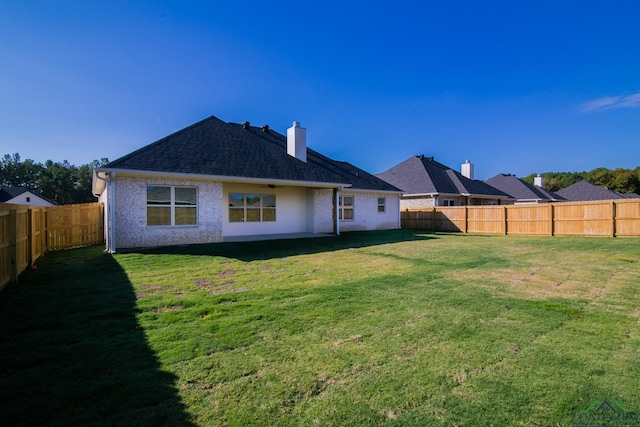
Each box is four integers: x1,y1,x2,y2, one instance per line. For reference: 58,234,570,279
107,115,223,167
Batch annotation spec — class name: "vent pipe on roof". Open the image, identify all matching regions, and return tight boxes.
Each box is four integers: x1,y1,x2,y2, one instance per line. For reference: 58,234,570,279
534,174,544,188
461,159,474,179
287,121,307,163
243,121,250,130
262,124,269,133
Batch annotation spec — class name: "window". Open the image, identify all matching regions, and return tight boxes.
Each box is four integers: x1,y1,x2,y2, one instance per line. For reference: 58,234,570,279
339,195,354,221
229,193,276,222
147,186,197,226
442,199,455,207
377,197,386,213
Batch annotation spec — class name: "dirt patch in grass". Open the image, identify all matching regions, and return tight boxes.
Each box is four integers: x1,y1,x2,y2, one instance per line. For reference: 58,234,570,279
209,287,248,296
216,269,237,278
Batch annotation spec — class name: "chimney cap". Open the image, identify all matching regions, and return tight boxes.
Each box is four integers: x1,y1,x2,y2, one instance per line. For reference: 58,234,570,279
292,121,301,127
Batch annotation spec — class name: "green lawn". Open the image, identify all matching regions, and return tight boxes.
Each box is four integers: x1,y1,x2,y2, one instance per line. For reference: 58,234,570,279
1,230,640,426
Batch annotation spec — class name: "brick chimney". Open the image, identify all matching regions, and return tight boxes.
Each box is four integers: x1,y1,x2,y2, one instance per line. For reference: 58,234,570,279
534,174,543,188
461,160,474,179
287,121,307,163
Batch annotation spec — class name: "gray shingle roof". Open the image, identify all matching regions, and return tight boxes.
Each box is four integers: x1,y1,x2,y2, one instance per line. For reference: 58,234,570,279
555,180,639,201
104,116,400,192
485,174,565,201
376,155,510,198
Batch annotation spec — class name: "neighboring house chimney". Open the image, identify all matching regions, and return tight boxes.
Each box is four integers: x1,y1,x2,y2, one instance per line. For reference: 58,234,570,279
534,174,543,188
461,160,474,179
287,121,307,163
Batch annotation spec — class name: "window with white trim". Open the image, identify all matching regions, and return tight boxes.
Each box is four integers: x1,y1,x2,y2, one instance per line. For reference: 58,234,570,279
377,197,386,213
229,193,276,222
442,199,455,206
147,186,197,226
339,195,354,221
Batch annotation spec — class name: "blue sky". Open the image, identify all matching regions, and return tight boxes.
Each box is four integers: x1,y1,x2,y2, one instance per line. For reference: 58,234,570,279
1,1,639,180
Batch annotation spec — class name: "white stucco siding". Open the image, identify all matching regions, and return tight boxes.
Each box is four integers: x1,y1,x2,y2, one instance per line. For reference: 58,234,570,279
312,189,335,234
222,183,311,237
339,192,400,232
113,176,223,248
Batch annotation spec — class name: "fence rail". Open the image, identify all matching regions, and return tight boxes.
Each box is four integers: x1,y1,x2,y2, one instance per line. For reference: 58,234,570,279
0,202,103,290
401,199,640,237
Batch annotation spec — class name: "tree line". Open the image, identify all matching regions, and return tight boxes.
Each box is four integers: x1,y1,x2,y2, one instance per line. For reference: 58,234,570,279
2,152,639,204
522,167,640,194
0,153,109,205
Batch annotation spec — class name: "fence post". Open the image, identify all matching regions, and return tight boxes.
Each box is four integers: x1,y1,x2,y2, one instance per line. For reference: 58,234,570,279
611,200,616,238
8,210,18,284
27,208,33,267
464,206,468,233
504,206,508,235
431,207,435,231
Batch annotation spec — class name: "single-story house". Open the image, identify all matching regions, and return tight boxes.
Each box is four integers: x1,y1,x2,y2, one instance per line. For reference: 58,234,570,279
376,156,512,209
0,186,58,207
555,180,640,201
92,116,402,252
485,174,565,204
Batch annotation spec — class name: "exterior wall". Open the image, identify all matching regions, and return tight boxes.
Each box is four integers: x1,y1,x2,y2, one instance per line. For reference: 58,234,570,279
401,195,503,209
400,196,435,210
222,183,310,237
4,192,55,207
312,189,334,234
338,191,400,232
113,176,223,248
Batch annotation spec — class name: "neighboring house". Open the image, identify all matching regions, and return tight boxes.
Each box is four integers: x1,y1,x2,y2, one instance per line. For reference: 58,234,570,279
0,186,58,207
555,180,640,201
485,174,565,204
376,155,511,209
92,116,402,252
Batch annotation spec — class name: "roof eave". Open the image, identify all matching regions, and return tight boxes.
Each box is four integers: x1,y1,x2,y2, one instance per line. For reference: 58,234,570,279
94,167,353,189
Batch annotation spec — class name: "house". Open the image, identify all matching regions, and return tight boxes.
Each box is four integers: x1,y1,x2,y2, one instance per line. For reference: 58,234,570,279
484,174,565,204
0,186,58,207
555,180,640,201
92,116,402,252
376,156,511,209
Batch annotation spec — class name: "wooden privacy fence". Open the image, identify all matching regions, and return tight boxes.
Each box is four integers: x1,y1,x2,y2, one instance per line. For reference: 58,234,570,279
0,202,103,290
402,199,640,237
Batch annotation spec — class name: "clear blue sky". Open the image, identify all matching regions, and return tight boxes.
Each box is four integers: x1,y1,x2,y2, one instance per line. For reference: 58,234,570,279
1,1,639,180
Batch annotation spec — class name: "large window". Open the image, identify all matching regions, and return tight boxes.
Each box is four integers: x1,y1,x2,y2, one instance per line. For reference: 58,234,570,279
377,197,386,213
442,199,455,207
147,186,197,226
229,193,276,222
339,195,354,221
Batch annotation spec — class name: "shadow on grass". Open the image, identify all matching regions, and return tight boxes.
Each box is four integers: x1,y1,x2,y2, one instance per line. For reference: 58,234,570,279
132,229,438,261
0,247,195,426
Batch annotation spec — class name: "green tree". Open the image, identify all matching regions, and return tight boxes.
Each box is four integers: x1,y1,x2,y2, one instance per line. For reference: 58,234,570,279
1,153,109,204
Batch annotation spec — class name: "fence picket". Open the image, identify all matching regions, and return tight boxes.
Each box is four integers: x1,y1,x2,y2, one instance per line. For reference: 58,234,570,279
401,200,640,238
0,202,104,290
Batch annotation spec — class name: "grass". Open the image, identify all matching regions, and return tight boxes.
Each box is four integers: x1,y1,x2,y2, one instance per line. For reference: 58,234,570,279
1,230,640,426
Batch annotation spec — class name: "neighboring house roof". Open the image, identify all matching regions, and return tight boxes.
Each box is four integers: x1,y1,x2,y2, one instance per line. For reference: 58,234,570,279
555,180,639,201
0,186,58,205
376,155,511,198
485,174,565,202
101,116,400,192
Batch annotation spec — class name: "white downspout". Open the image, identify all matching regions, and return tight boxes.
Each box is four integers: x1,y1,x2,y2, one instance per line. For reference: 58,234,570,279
398,194,402,229
335,187,341,236
108,172,116,253
93,172,112,253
